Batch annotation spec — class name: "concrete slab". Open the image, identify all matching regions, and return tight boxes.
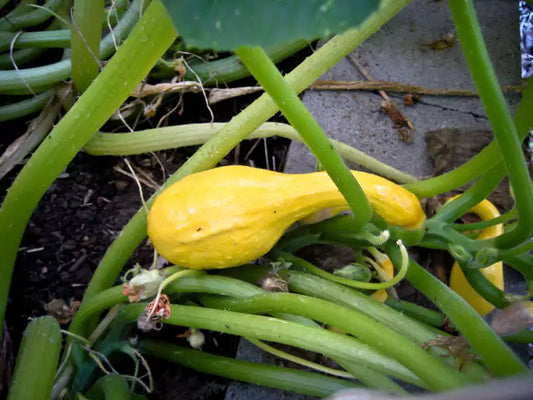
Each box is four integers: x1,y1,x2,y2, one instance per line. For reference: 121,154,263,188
284,0,521,177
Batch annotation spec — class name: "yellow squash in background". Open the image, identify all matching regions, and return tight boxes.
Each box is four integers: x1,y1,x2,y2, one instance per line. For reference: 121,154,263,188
148,166,425,269
449,197,504,316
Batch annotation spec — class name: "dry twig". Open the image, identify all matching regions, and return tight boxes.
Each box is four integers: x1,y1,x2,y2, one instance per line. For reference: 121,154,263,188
347,55,414,143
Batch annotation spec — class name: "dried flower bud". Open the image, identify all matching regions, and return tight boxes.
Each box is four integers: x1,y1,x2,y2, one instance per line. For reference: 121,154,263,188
187,329,205,349
258,275,288,292
123,268,165,302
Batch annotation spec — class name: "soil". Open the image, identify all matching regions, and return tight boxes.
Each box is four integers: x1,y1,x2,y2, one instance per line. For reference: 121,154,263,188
0,47,311,399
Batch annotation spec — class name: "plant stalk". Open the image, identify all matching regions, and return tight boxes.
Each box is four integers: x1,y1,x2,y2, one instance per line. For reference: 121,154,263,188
70,0,104,92
236,45,372,230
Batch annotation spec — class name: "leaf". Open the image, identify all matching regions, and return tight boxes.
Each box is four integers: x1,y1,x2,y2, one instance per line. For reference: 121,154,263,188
162,0,381,51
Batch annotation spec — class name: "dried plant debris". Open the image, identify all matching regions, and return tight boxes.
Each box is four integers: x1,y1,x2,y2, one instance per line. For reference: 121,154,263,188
403,93,419,106
347,55,415,143
380,100,414,143
44,298,80,324
423,33,455,51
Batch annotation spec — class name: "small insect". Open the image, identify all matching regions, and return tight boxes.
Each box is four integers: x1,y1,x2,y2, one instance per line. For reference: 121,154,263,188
145,294,171,320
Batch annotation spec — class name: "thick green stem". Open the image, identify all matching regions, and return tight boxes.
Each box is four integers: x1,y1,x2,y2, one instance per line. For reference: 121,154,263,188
153,39,310,84
71,0,104,92
120,304,421,384
285,270,487,381
460,265,515,309
0,0,63,31
0,0,176,337
452,209,516,232
444,1,533,246
384,297,447,328
431,167,504,224
140,340,359,398
236,45,372,230
85,122,417,183
0,47,45,69
84,374,130,400
69,273,316,339
335,361,406,393
402,259,527,377
7,316,61,400
0,89,54,122
0,0,143,95
0,29,70,52
500,241,533,260
199,292,470,390
281,252,407,290
76,0,411,308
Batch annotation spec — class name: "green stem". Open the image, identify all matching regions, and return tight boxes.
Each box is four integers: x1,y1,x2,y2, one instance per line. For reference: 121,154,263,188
0,0,143,95
7,316,61,400
431,167,504,224
71,0,104,92
84,374,130,400
0,0,63,31
121,303,421,384
0,89,54,122
76,0,411,312
334,361,406,393
139,340,359,398
68,285,126,337
445,1,533,245
499,240,533,260
502,329,533,344
285,271,443,344
84,122,417,183
285,270,487,381
384,297,447,329
199,292,470,390
69,272,315,339
0,29,70,52
0,0,176,337
153,39,310,84
460,264,515,309
452,209,516,232
402,259,527,377
246,338,355,379
281,252,407,290
0,47,45,69
403,77,533,198
236,45,372,230
0,0,36,23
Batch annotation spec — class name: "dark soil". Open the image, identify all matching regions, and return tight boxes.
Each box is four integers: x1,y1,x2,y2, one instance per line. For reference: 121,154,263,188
0,44,314,398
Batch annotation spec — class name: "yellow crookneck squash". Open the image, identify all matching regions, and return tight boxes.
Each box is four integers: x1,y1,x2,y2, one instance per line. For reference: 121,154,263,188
449,197,504,316
147,165,425,269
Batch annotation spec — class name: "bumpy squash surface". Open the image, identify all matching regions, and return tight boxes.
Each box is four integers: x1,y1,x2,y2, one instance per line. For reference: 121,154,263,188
449,197,504,315
148,166,425,269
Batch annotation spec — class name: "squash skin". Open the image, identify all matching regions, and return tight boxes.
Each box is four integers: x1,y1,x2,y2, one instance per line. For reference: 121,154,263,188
449,197,504,316
147,166,425,269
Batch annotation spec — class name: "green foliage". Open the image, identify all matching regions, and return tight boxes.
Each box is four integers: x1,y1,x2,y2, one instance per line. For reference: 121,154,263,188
161,0,380,50
7,317,61,400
